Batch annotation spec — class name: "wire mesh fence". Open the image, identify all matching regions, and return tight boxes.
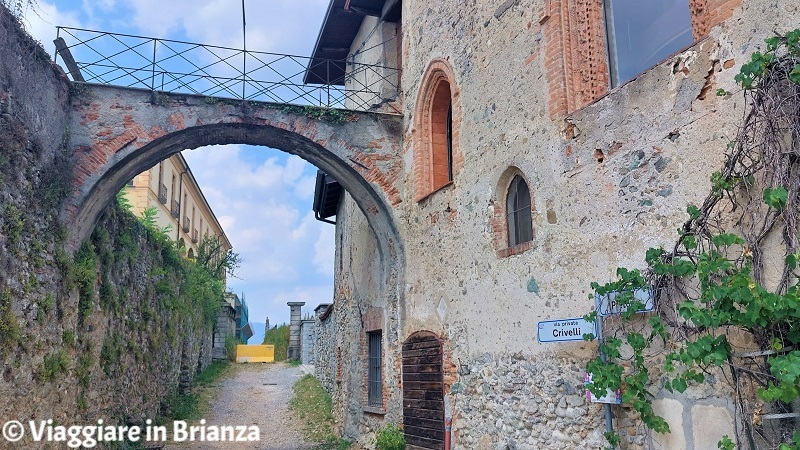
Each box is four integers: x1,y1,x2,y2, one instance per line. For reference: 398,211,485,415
54,27,400,112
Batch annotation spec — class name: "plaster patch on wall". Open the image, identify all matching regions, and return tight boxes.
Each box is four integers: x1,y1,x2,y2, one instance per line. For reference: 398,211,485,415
437,296,449,321
527,277,540,294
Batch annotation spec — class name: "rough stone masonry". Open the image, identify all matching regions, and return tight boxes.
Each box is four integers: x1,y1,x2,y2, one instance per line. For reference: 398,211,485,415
314,0,799,448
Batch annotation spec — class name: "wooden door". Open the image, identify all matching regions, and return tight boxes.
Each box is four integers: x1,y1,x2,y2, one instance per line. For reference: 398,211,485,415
402,332,445,450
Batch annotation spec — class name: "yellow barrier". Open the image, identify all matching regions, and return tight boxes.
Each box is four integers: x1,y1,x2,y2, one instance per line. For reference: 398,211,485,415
235,344,275,363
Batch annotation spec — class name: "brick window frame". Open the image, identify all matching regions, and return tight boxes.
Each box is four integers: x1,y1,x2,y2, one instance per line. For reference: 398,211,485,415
542,0,742,117
491,167,535,258
413,59,463,202
362,307,386,413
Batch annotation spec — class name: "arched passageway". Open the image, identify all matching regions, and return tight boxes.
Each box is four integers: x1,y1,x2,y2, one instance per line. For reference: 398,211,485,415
65,84,405,296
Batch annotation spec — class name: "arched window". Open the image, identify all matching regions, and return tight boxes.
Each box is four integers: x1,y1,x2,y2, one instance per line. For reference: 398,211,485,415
506,175,533,247
430,80,453,189
187,248,195,259
413,59,461,201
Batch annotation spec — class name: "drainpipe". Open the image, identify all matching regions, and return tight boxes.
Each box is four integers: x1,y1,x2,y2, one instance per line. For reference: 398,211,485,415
444,394,452,450
444,418,452,450
176,170,187,242
596,316,615,450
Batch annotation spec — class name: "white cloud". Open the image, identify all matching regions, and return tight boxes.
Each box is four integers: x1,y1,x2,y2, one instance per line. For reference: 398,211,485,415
182,144,334,326
313,221,335,277
21,1,84,57
116,0,328,54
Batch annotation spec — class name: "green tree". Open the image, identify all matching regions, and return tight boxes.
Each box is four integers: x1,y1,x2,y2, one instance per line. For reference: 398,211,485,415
195,234,241,281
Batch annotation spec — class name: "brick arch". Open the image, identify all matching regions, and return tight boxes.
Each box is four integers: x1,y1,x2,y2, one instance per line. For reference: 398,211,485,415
412,59,463,201
64,84,405,310
491,166,535,258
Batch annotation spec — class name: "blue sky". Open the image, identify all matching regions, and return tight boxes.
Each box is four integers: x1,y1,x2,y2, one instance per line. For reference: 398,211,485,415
22,0,336,334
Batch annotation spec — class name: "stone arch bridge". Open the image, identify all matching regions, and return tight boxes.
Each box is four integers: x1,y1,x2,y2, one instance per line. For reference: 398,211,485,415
65,83,405,292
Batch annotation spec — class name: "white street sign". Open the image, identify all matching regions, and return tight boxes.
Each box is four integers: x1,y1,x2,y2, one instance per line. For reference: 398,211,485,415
537,317,596,343
584,373,622,404
595,289,654,317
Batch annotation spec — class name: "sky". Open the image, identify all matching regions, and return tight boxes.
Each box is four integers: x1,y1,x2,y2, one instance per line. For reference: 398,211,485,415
20,0,336,336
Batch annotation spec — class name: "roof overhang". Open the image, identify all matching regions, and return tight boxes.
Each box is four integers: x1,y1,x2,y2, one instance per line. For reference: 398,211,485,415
304,0,401,85
313,170,343,223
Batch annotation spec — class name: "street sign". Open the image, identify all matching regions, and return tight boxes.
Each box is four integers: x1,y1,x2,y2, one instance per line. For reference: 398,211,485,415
595,288,654,317
537,317,596,343
584,373,622,404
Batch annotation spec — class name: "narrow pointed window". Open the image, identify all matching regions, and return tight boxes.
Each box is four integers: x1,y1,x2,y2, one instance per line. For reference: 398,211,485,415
506,176,533,247
430,80,453,190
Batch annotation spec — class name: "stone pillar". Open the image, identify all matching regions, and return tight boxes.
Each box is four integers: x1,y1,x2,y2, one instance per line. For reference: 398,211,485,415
287,302,305,360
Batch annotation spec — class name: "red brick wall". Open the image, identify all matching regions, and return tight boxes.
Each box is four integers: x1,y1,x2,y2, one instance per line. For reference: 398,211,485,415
544,0,742,118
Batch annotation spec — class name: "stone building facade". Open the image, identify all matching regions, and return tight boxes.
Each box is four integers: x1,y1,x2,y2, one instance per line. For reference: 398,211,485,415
308,0,798,449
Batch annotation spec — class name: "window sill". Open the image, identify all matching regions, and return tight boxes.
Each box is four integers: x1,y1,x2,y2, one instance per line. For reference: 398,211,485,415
363,406,386,415
415,181,454,203
564,36,713,118
496,241,533,258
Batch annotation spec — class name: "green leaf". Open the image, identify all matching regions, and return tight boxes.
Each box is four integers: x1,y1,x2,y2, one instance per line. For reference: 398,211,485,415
766,36,781,51
712,233,745,247
718,435,735,450
683,235,697,250
763,186,789,210
687,205,701,219
787,253,799,270
791,64,800,85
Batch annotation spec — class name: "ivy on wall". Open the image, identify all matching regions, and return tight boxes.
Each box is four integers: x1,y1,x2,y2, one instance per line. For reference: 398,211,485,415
583,31,800,450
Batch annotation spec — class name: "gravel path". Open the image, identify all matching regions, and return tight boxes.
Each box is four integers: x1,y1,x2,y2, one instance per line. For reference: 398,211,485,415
164,362,314,450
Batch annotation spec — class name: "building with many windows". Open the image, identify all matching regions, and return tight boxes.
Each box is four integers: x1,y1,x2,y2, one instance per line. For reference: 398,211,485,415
122,153,231,260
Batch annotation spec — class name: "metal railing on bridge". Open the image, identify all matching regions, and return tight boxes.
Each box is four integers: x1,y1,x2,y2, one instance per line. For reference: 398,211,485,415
54,27,400,113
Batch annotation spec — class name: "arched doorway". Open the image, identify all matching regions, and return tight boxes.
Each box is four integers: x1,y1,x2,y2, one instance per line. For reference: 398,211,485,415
403,331,445,450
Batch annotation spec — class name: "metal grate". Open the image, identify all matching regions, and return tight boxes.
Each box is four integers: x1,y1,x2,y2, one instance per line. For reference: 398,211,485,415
54,27,400,113
367,331,382,408
170,199,180,218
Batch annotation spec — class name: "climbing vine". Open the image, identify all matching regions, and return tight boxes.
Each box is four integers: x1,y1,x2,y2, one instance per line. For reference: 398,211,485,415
584,31,800,450
277,104,354,124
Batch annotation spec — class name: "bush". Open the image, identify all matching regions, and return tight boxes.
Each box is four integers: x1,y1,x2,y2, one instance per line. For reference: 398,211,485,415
224,336,238,362
0,289,20,355
37,350,69,382
263,323,290,361
375,424,405,450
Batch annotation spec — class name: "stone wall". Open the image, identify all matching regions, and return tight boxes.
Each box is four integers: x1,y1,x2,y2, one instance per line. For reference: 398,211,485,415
0,5,214,444
315,305,336,392
324,192,404,447
326,0,800,448
300,319,316,365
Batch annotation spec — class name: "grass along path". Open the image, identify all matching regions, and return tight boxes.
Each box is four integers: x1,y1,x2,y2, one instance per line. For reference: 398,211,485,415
162,360,232,422
289,374,351,449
